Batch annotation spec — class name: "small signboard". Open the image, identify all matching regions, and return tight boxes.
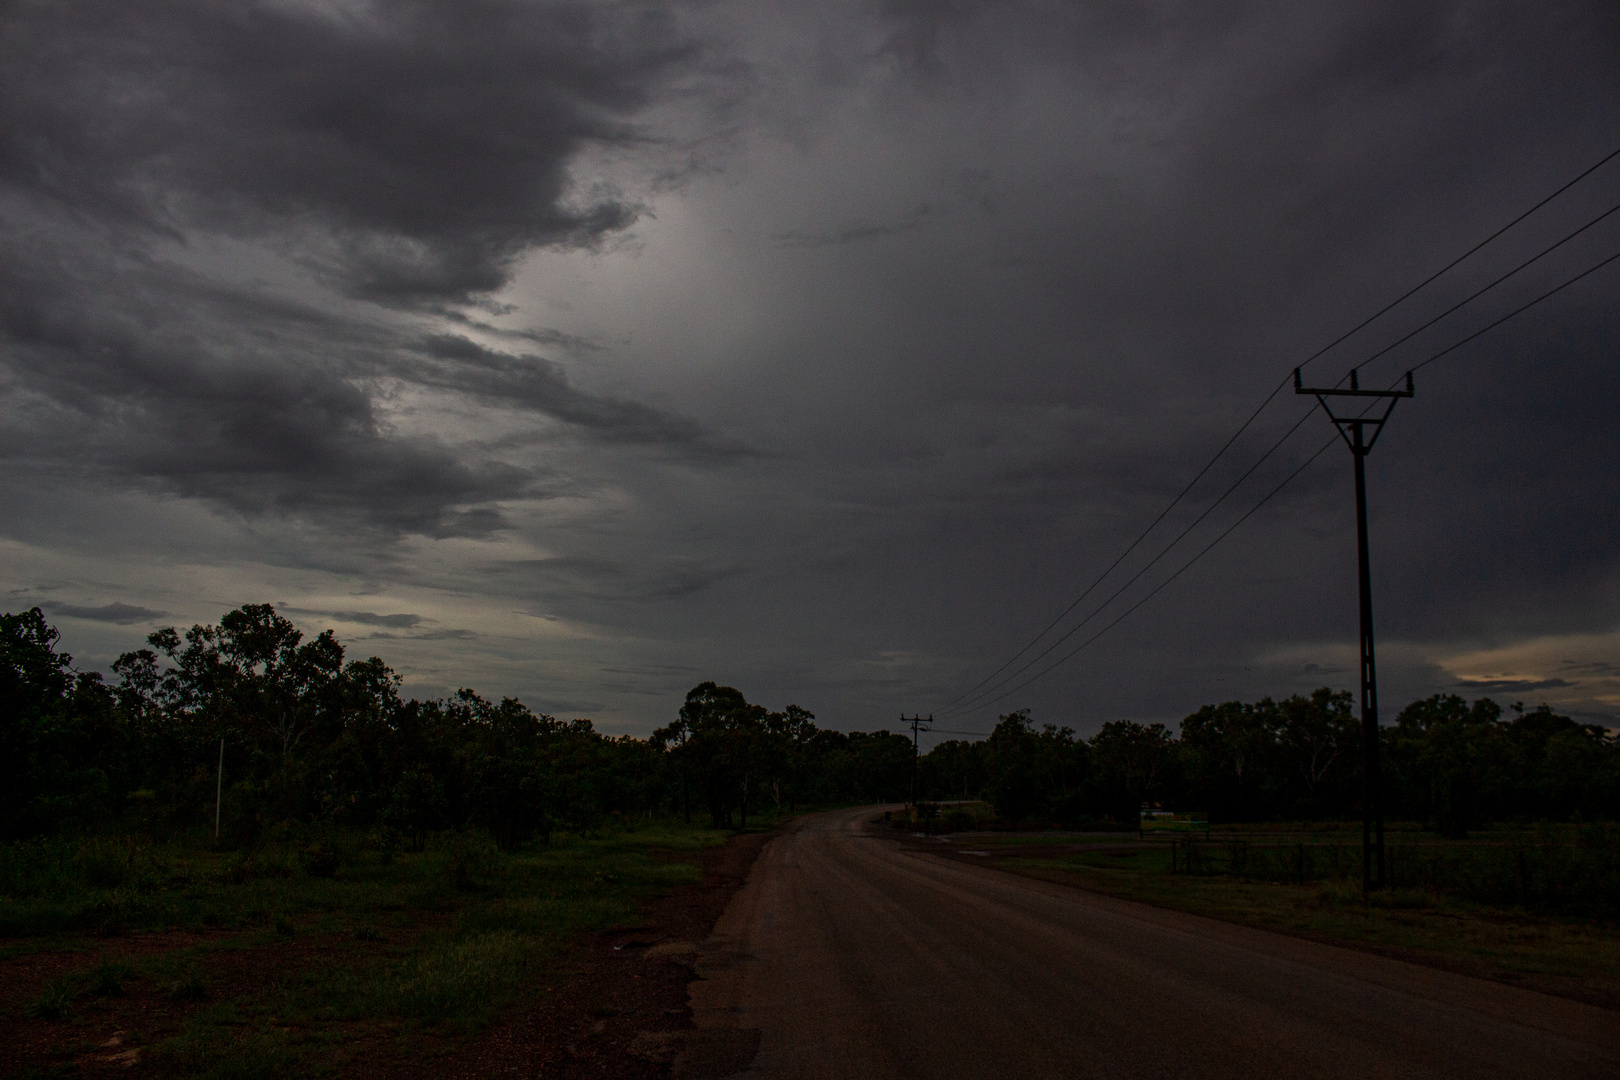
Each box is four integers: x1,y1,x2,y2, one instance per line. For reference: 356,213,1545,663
1139,806,1209,837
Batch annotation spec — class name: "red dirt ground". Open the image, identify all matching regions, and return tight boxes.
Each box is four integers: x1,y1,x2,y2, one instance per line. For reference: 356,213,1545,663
0,831,770,1078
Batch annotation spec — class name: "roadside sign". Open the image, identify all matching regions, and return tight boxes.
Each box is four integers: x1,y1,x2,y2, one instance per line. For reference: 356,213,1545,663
1139,806,1209,837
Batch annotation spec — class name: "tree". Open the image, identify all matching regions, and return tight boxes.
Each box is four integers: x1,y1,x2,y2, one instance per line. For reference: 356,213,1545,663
1390,694,1502,837
654,683,768,828
981,711,1086,823
1089,720,1176,820
1276,689,1357,815
765,704,818,812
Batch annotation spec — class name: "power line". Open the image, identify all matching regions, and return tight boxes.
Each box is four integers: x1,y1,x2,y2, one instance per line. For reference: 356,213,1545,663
1346,198,1620,380
931,377,1290,715
936,402,1318,718
938,239,1620,728
1411,246,1620,375
947,434,1339,725
931,143,1620,719
938,203,1620,720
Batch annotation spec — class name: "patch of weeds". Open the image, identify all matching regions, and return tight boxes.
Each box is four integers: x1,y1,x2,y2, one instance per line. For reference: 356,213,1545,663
166,967,211,1002
147,1027,301,1080
88,957,136,997
443,831,500,892
13,1064,81,1079
384,930,533,1023
354,926,384,942
274,916,295,937
23,975,80,1019
301,839,339,879
1309,878,1354,907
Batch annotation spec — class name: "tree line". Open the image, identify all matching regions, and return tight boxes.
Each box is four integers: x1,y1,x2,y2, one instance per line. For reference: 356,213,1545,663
4,604,1616,845
0,605,917,844
924,690,1619,835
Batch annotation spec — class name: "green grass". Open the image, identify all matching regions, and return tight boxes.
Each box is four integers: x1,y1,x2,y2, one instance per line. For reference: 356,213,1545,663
4,822,728,1079
990,837,1620,994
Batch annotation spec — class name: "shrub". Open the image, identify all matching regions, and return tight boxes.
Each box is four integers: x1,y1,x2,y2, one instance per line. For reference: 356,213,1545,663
443,831,501,892
301,839,339,878
88,957,134,997
23,975,80,1019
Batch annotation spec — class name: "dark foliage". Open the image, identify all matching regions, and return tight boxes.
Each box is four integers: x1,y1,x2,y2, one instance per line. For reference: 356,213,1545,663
3,606,1615,845
918,692,1616,829
0,606,905,844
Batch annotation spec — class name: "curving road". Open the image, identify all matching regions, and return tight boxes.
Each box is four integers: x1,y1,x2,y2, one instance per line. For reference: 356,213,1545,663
686,806,1620,1079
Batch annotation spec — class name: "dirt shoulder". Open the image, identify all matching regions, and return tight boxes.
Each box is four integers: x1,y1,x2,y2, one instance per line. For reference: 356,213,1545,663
373,828,773,1079
900,833,1620,1013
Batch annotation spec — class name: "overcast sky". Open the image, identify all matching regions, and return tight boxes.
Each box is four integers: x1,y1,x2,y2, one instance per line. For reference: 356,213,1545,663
4,0,1618,742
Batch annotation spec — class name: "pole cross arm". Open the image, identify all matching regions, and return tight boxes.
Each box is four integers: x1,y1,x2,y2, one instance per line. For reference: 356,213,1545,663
1294,369,1414,455
1294,367,1414,398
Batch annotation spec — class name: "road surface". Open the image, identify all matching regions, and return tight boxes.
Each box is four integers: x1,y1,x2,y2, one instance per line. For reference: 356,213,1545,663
686,806,1620,1079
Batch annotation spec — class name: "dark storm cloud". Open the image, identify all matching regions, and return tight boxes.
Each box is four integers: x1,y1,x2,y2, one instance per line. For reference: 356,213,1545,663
438,312,604,354
719,0,1620,732
282,607,424,629
1561,661,1620,677
361,628,479,642
46,602,169,625
0,250,526,536
0,228,742,536
1456,678,1575,694
410,335,750,455
0,0,740,540
776,204,935,248
0,0,694,305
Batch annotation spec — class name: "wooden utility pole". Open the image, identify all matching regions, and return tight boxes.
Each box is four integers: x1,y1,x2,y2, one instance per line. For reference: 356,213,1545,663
215,738,225,841
902,715,932,806
1295,366,1413,893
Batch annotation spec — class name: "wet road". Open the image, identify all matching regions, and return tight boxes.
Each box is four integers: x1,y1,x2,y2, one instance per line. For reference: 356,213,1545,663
687,806,1620,1079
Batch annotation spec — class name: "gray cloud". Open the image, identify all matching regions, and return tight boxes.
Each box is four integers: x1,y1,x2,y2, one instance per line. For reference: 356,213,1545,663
0,0,698,305
408,335,750,455
283,608,424,630
1456,678,1576,694
46,602,169,625
776,204,935,248
361,628,479,642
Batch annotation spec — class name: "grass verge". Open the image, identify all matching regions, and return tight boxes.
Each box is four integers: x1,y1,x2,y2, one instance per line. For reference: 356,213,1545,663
973,838,1620,1004
3,823,728,1078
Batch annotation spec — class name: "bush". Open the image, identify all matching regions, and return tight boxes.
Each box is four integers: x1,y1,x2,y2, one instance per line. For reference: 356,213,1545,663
23,975,80,1020
301,838,339,878
444,831,500,892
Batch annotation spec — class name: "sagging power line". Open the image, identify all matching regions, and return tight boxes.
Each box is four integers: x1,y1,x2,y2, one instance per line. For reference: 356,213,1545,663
932,145,1620,726
932,145,1620,720
937,243,1620,729
933,215,1620,731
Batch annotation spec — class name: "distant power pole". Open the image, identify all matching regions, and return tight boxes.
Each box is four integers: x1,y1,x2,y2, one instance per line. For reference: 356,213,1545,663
1295,367,1413,894
215,738,224,841
903,715,932,806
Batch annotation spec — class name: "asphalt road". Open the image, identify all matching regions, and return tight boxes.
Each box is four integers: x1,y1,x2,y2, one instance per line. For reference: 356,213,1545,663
686,806,1620,1080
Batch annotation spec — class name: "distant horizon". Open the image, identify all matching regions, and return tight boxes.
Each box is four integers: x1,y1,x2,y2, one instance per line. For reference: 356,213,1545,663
18,600,1605,746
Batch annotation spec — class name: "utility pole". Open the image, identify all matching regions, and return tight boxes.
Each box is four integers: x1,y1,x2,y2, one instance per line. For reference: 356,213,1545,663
215,737,225,841
1295,366,1413,894
902,715,932,806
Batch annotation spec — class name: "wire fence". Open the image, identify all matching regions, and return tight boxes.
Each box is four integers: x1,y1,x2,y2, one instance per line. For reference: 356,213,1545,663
1165,823,1620,918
